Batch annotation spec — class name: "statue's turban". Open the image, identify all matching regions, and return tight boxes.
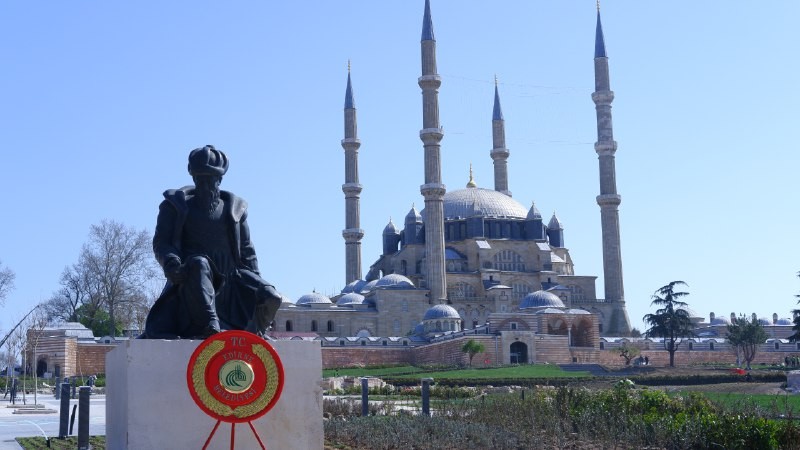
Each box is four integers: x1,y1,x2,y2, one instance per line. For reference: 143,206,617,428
188,145,229,177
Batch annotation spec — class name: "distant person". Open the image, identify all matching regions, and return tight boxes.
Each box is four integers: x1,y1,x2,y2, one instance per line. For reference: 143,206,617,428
143,145,282,339
644,355,649,366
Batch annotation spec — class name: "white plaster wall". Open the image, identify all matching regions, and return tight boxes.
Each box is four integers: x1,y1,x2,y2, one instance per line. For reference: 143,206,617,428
107,339,322,450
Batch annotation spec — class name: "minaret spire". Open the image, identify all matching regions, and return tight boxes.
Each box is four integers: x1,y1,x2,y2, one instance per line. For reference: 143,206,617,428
342,64,364,284
592,9,631,334
490,76,511,196
419,0,447,303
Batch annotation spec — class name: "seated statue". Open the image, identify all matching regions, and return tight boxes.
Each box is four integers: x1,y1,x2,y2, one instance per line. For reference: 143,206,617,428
142,145,282,339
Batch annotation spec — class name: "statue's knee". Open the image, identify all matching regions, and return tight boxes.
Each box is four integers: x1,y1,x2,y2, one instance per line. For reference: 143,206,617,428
185,256,212,276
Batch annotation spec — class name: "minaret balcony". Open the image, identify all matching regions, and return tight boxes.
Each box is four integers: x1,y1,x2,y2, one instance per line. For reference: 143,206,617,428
594,141,617,156
419,128,443,144
342,228,365,241
342,183,363,195
341,137,361,148
420,183,446,198
418,74,442,89
596,194,621,207
490,148,510,159
591,90,615,105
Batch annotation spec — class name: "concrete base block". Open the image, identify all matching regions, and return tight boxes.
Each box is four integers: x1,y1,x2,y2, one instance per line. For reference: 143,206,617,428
106,339,322,450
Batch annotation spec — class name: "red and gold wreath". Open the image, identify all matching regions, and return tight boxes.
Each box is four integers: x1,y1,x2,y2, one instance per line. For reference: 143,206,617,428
186,330,284,423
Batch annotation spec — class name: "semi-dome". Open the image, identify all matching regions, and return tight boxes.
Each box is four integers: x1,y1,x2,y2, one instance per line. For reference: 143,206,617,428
336,293,365,306
758,317,772,326
296,292,332,305
341,279,367,294
777,318,793,326
423,304,460,320
520,290,565,309
374,274,415,289
360,280,378,294
440,187,529,220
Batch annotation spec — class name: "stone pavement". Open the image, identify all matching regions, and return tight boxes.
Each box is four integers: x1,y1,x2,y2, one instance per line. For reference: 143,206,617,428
0,392,106,450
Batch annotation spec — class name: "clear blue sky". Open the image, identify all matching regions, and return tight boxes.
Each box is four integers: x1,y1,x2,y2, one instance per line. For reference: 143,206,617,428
2,1,798,334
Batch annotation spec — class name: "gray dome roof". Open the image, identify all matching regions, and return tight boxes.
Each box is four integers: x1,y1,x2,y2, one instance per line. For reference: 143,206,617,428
336,293,365,306
440,187,528,220
374,274,415,289
710,316,731,326
383,219,399,235
758,317,772,326
536,307,566,315
520,290,565,309
548,212,563,229
342,279,367,294
360,280,378,294
405,205,422,223
296,292,332,305
423,304,461,320
777,318,793,325
526,202,542,220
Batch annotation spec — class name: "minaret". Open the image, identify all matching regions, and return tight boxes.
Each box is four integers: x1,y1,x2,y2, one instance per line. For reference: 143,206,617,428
592,6,631,334
490,77,511,197
342,63,364,284
419,0,447,303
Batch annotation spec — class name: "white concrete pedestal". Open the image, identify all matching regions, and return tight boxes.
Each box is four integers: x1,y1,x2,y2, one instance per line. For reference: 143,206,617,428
106,339,322,449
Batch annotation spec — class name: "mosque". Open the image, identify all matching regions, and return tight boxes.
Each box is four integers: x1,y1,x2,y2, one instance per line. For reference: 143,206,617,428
271,1,632,366
23,2,800,377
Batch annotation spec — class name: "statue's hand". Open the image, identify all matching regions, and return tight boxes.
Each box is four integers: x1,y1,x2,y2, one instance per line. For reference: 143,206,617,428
164,258,185,284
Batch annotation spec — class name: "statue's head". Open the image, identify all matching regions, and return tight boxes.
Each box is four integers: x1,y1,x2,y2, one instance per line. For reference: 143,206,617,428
188,145,229,178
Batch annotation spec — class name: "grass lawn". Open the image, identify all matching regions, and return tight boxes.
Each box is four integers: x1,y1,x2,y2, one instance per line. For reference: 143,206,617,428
694,391,800,413
324,364,591,379
16,436,105,450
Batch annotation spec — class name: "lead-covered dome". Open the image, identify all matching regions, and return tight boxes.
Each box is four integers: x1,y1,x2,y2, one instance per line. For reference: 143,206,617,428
423,304,460,320
296,292,332,305
440,187,529,220
374,274,415,289
342,279,367,294
520,290,565,309
336,293,365,306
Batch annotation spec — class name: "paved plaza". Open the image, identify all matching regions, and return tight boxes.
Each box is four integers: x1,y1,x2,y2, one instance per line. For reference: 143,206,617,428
0,393,105,449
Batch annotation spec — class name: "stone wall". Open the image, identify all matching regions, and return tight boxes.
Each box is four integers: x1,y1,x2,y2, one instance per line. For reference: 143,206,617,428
76,343,117,376
321,335,500,369
599,348,798,367
322,347,412,368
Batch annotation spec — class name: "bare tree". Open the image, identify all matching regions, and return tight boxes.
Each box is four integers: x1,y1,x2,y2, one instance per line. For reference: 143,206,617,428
42,264,93,323
0,260,16,306
25,307,50,406
78,220,157,336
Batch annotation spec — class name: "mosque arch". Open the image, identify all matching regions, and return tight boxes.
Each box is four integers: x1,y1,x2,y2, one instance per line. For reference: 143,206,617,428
548,318,568,336
510,342,528,364
570,319,593,347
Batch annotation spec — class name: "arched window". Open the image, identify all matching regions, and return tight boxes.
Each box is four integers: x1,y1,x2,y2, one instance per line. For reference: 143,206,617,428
709,341,715,350
311,320,318,332
493,250,525,272
512,283,530,301
285,320,293,332
327,320,334,332
568,285,585,301
447,282,476,301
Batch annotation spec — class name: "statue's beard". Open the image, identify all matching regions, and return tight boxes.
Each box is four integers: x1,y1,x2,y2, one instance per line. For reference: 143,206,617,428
195,185,221,215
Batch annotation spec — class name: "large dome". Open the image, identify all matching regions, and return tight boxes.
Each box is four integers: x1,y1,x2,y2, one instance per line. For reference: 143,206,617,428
440,187,529,220
520,290,565,309
374,274,415,289
296,292,332,305
423,304,461,320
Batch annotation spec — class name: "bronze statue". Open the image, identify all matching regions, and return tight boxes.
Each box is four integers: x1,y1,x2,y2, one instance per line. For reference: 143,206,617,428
142,145,281,339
